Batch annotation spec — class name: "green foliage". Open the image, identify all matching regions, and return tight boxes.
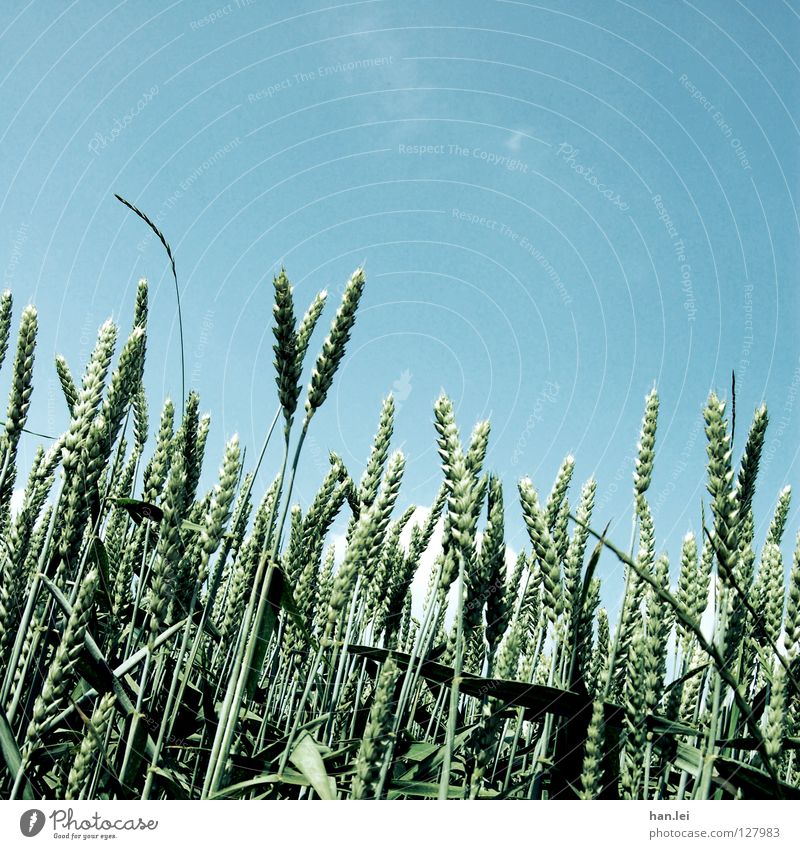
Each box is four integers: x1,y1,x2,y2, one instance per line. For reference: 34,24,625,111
0,268,797,803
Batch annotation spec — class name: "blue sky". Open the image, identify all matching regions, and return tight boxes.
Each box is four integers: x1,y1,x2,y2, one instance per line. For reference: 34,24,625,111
1,0,798,597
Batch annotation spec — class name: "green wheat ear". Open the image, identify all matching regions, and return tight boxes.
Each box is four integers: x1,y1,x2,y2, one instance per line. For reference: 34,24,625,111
142,398,175,503
304,267,365,424
133,277,149,330
545,454,575,530
482,476,510,662
65,692,116,800
294,288,327,367
351,656,399,799
0,304,38,510
704,391,738,586
736,403,768,516
23,568,98,755
358,394,395,508
519,478,562,625
579,699,606,799
784,533,800,660
634,387,659,498
0,289,12,371
271,269,300,430
766,485,792,547
55,354,78,416
61,318,118,473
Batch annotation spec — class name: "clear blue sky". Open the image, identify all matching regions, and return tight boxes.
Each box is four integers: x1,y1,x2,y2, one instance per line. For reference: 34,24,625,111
1,0,798,595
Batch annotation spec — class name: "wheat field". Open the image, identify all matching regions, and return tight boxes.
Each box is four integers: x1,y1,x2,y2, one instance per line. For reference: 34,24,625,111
0,266,797,801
